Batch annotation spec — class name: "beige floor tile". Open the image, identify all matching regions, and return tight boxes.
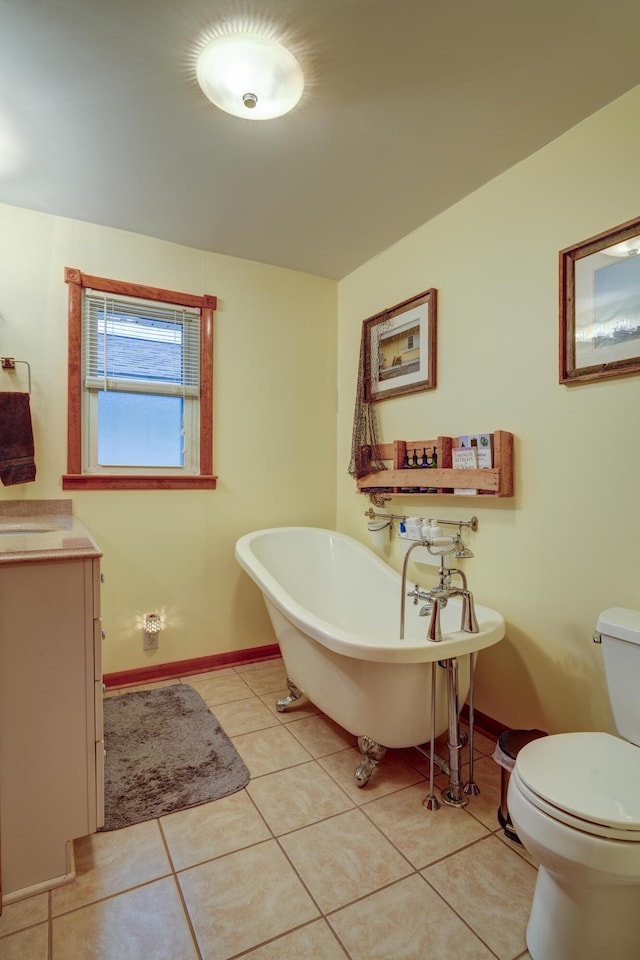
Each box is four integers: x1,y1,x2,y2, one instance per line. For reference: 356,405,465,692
51,820,170,916
362,782,490,868
179,839,319,960
183,671,254,706
279,808,412,913
286,714,356,757
233,657,283,676
234,659,288,695
233,657,284,674
232,724,312,777
0,922,48,960
212,695,280,736
329,874,495,960
52,877,197,960
318,746,424,804
237,919,347,959
247,760,354,835
161,790,271,870
423,834,537,960
179,669,222,682
0,892,48,937
260,689,321,722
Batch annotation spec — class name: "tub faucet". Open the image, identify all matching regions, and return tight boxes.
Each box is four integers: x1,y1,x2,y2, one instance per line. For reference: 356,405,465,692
426,586,479,642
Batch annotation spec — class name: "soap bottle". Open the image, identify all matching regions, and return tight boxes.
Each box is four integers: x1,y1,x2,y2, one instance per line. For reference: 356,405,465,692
400,450,411,493
427,519,442,543
410,448,420,492
426,446,437,493
419,447,430,493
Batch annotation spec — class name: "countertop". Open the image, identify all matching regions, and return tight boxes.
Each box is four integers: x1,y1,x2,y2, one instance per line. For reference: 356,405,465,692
0,499,102,565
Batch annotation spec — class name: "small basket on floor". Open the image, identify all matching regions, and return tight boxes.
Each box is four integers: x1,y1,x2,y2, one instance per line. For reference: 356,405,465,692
492,728,548,843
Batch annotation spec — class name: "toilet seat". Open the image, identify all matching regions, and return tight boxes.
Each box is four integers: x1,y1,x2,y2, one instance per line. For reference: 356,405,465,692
514,731,640,841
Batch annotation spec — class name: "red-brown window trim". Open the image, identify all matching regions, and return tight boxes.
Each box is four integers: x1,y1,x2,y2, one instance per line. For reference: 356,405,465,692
62,267,217,491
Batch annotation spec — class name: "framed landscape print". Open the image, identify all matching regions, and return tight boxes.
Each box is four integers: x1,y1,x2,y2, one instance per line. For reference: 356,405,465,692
560,216,640,385
363,289,437,402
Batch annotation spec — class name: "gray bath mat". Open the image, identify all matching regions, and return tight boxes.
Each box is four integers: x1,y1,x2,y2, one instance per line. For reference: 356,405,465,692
100,684,250,831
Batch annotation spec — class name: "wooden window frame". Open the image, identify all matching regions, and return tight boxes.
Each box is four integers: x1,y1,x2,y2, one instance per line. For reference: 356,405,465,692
63,267,217,490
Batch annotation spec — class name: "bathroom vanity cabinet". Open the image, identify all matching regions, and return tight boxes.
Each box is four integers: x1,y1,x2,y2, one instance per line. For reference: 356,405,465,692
356,430,514,498
0,513,104,905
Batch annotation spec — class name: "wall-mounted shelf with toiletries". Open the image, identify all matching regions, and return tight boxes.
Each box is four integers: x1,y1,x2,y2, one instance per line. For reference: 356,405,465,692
357,431,513,498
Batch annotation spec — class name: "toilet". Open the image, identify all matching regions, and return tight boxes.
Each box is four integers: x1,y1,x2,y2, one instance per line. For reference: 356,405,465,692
507,607,640,960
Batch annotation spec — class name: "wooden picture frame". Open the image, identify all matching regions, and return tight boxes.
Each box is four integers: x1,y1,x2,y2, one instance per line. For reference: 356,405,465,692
363,289,437,402
560,215,640,384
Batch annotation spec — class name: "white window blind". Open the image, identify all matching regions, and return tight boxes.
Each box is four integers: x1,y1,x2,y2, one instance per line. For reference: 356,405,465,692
83,289,201,397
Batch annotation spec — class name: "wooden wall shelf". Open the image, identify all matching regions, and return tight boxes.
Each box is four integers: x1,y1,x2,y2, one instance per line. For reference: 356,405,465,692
357,430,513,498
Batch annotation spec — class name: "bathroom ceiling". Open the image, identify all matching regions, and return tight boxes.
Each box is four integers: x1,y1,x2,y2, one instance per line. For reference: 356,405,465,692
2,0,640,280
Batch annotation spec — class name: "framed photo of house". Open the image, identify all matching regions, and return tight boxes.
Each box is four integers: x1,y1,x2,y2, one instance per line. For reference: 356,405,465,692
363,288,437,402
560,215,640,384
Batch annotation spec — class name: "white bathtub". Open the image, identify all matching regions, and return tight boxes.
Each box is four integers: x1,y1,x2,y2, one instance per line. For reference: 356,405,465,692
235,526,505,753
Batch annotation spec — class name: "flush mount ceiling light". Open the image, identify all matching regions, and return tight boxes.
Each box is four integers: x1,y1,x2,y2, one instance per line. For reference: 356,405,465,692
196,34,304,120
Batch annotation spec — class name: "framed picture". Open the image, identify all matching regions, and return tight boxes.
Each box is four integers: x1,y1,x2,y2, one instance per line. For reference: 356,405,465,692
363,289,437,402
560,215,640,384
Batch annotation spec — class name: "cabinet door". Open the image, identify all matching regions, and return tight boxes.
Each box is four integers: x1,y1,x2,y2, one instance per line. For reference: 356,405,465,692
0,559,94,894
87,559,104,830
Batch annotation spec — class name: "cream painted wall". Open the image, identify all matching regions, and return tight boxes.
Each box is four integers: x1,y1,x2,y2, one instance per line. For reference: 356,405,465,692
3,84,639,728
0,207,337,673
337,85,640,736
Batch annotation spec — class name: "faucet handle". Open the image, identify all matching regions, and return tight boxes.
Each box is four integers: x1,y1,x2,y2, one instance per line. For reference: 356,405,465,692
407,583,421,604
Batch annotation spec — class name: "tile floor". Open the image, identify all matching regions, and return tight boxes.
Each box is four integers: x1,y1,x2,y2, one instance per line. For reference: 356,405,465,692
0,658,538,960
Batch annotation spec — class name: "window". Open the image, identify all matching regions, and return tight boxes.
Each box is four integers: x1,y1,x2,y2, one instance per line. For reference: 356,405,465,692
63,268,217,490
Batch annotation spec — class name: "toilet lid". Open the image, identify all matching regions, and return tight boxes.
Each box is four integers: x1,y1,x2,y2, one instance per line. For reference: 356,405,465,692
515,732,640,836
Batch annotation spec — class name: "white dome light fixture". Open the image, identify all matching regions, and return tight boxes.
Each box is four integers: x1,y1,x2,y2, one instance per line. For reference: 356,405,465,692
196,34,304,120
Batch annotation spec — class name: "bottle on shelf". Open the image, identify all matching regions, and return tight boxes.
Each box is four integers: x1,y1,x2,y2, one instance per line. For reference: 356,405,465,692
419,447,430,492
410,448,420,492
426,446,437,493
400,450,411,493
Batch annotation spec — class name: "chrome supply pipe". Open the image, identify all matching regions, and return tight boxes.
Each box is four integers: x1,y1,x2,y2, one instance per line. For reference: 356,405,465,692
422,661,441,811
440,657,468,807
463,652,480,797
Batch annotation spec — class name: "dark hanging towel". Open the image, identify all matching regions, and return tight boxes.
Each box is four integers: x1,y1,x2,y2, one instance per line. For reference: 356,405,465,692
0,392,36,485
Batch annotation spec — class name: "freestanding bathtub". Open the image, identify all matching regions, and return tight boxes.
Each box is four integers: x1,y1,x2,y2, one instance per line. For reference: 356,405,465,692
235,526,505,784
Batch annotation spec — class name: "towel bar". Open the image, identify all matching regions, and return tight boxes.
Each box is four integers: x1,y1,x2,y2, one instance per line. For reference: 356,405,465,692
1,358,31,394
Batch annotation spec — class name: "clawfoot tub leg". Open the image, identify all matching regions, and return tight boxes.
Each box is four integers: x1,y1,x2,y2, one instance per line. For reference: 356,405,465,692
275,677,303,713
355,735,387,787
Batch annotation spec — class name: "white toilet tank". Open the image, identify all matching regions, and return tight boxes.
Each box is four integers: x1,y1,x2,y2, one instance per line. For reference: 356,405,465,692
597,607,640,746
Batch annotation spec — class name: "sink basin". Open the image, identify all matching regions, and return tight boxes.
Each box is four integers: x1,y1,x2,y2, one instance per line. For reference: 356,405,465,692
0,521,63,534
